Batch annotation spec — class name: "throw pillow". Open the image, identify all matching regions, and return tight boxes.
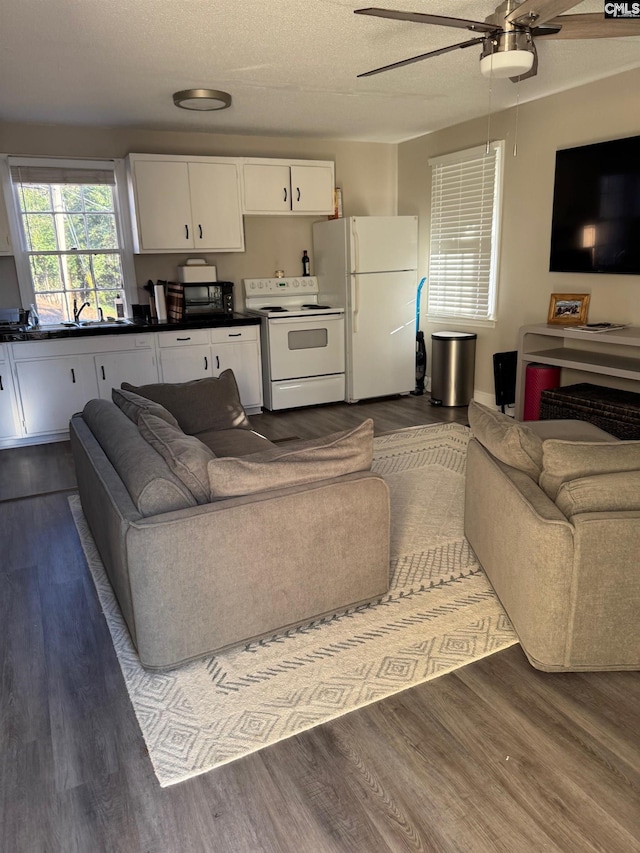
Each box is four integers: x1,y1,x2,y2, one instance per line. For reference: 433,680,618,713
467,399,543,479
138,412,216,504
112,387,180,428
555,470,640,518
122,370,251,435
539,439,640,500
208,418,374,498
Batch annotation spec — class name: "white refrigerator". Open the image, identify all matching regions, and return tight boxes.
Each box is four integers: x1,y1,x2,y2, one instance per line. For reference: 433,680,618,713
312,215,418,403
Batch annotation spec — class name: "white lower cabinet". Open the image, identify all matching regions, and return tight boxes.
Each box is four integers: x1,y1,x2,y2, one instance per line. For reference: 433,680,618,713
159,345,213,384
211,327,262,412
11,334,159,437
15,355,99,435
0,345,19,439
95,347,158,399
158,326,263,412
4,323,261,444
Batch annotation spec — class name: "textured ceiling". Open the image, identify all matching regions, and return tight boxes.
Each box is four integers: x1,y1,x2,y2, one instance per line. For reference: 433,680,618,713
2,0,639,143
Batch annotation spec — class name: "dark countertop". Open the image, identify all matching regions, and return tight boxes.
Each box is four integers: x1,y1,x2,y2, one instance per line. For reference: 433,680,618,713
0,313,260,343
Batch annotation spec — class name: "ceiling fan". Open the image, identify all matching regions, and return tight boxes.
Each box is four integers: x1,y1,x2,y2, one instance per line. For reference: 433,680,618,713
355,1,640,82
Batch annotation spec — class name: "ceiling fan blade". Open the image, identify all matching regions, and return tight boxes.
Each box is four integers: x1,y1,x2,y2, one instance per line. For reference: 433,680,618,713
536,13,640,38
354,7,496,34
510,42,538,82
357,37,484,78
504,0,580,28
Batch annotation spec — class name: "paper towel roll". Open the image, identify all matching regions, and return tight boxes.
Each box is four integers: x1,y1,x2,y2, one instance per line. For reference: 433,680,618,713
154,283,167,322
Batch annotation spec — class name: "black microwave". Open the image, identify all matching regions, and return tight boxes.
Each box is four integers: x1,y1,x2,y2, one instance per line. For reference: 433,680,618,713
183,282,234,317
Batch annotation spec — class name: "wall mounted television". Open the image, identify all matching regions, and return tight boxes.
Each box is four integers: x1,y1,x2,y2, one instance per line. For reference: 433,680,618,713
549,135,640,275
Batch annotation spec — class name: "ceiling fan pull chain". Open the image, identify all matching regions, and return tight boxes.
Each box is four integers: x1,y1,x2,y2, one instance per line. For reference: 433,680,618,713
513,84,521,158
485,71,493,155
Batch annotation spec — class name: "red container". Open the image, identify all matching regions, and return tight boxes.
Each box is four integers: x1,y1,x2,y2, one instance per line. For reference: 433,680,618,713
524,363,561,421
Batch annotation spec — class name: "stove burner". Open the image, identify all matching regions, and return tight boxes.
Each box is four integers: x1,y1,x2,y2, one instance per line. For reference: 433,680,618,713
262,306,288,312
302,304,332,309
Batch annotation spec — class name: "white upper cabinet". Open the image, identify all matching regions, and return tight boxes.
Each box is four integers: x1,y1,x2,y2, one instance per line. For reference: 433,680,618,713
242,159,335,215
127,155,245,253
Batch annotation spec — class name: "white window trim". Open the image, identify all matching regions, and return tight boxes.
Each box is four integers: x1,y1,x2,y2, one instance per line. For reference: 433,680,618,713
2,155,137,318
426,141,504,325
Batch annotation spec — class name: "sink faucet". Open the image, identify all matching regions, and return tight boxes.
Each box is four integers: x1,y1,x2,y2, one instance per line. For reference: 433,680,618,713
73,298,91,323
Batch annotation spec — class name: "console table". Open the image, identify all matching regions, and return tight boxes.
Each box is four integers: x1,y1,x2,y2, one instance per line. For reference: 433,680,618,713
515,324,640,419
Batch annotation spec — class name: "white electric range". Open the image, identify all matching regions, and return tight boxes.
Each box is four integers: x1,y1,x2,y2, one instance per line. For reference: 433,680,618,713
241,277,345,410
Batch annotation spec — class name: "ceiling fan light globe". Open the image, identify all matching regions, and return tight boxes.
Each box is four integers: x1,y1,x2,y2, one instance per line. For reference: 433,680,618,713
479,50,534,79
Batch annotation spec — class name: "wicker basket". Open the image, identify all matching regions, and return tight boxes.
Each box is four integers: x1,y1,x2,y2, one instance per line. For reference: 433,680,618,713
539,383,640,440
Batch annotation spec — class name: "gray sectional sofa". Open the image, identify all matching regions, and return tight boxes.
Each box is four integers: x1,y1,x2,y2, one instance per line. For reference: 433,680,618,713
70,370,390,670
465,400,640,672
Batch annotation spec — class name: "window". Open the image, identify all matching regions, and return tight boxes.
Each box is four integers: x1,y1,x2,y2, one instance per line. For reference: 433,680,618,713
427,141,504,322
9,158,131,325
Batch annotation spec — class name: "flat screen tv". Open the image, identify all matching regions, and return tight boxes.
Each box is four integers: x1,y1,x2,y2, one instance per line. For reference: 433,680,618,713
549,135,640,275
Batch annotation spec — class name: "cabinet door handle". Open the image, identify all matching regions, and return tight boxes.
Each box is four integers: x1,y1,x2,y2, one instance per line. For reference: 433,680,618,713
71,368,76,384
228,333,241,337
0,375,3,391
204,356,208,371
185,224,189,240
216,355,220,370
176,336,191,341
283,187,287,203
101,365,106,381
198,224,203,239
296,187,301,202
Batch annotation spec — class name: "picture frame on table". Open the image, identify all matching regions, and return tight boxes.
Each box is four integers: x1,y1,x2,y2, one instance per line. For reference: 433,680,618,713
547,293,590,325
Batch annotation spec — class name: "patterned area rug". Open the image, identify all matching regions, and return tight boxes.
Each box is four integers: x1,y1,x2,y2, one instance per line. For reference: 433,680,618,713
69,422,517,787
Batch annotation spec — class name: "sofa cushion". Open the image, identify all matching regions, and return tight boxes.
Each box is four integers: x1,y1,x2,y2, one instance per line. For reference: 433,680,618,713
81,399,197,516
467,400,543,479
539,439,640,500
555,470,640,518
138,412,216,504
208,419,374,498
112,387,180,428
196,427,274,457
122,370,251,435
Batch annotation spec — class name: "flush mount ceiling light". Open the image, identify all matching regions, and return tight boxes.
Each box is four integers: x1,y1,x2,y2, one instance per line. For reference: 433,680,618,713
173,89,232,111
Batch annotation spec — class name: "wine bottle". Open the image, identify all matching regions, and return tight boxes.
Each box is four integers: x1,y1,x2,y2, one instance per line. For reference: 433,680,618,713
302,250,310,277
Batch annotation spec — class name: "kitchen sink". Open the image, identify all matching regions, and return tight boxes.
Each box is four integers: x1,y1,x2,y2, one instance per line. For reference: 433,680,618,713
77,320,132,328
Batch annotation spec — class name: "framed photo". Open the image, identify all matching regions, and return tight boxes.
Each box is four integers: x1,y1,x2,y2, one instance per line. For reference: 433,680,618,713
547,293,590,325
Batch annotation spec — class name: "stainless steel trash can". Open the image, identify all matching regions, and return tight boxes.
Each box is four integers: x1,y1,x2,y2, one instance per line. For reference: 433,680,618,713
430,331,477,407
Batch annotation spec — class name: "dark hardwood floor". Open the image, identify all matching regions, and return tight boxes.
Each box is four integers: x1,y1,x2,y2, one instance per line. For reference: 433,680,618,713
1,395,639,853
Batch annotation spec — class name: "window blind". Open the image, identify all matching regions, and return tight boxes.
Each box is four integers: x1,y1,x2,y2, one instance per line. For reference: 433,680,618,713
427,142,503,321
9,164,115,185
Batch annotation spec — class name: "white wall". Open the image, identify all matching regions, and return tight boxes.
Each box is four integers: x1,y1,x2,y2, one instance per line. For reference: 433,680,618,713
398,67,640,403
0,123,398,306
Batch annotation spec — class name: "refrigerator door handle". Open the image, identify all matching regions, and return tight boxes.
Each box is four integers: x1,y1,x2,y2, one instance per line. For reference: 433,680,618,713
352,274,359,333
351,218,360,275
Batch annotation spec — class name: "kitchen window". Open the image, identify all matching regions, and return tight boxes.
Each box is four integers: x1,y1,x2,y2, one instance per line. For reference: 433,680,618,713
7,157,135,325
427,141,504,323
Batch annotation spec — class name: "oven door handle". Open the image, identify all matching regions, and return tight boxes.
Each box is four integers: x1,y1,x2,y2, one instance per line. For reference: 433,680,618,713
268,315,344,326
